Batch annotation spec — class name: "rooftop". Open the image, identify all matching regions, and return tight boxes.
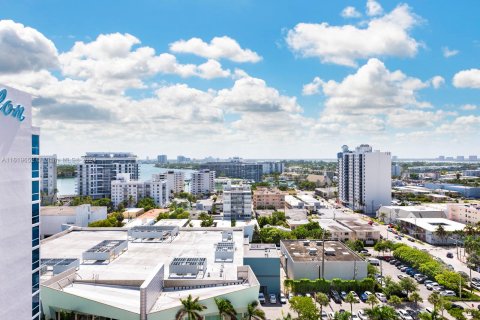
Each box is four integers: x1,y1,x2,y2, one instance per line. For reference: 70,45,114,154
338,220,380,233
313,219,352,233
41,229,244,282
397,218,466,232
244,243,280,258
41,205,105,216
281,240,363,262
154,219,189,228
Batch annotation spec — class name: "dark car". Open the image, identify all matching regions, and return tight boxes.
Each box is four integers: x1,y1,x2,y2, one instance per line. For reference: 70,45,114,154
330,290,342,304
451,303,464,310
447,252,454,258
394,261,402,266
406,309,419,320
389,259,397,265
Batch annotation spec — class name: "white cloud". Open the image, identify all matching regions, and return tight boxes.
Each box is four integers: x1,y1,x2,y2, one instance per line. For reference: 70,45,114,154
442,47,459,58
366,0,384,16
430,76,445,89
302,77,324,95
437,115,480,133
461,104,477,111
169,36,262,63
453,69,480,88
286,4,420,67
341,6,361,18
0,20,59,73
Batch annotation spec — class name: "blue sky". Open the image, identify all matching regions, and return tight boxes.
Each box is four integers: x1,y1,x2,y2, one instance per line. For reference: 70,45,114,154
1,0,479,159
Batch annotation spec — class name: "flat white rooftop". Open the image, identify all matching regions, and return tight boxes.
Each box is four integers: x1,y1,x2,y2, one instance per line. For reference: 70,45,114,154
313,219,352,232
41,229,244,282
398,218,466,232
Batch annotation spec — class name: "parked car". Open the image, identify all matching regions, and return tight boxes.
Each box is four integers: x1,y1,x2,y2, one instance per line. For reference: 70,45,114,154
440,290,456,297
352,314,359,320
360,291,373,302
375,292,387,302
432,285,445,292
394,261,402,266
330,290,342,304
406,309,419,320
269,294,277,304
341,291,347,301
280,293,287,304
472,277,480,283
305,293,311,298
451,303,464,310
398,274,406,280
471,282,480,290
424,280,434,286
400,266,409,272
398,309,413,320
321,311,328,320
329,312,335,320
258,292,266,304
446,252,454,258
389,259,397,265
349,291,360,302
358,309,368,320
408,238,415,242
426,282,439,290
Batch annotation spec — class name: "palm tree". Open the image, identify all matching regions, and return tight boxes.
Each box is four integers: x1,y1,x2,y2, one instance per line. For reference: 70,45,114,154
428,292,447,318
379,212,387,223
434,225,448,245
316,293,330,317
366,294,379,309
214,297,237,320
334,311,352,320
128,195,134,208
399,277,418,297
464,225,476,237
345,292,356,317
418,311,439,320
387,295,402,308
409,292,423,307
176,295,207,320
244,301,265,320
365,305,398,320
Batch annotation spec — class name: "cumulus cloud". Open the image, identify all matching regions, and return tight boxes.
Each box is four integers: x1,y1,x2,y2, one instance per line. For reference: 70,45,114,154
430,76,445,89
286,4,420,67
437,115,480,133
302,77,324,95
0,20,59,73
461,104,477,111
453,69,480,88
309,58,438,133
442,47,459,58
341,6,361,18
169,36,262,63
366,0,384,16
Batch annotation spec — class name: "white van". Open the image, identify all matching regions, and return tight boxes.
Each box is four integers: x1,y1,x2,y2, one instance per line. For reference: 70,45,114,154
367,258,380,266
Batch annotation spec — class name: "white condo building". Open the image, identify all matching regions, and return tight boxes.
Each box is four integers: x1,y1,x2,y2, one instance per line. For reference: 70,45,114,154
337,144,391,215
76,152,139,199
223,183,252,220
153,170,185,198
190,169,215,195
0,84,41,319
111,174,168,208
40,154,57,205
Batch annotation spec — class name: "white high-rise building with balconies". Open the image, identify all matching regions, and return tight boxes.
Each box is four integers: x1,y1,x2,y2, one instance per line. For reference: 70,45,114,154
223,183,252,220
111,174,168,208
337,144,391,215
0,84,41,319
153,170,184,198
190,169,215,195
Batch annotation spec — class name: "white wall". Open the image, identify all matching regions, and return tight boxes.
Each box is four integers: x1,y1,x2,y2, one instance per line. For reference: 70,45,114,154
364,151,391,214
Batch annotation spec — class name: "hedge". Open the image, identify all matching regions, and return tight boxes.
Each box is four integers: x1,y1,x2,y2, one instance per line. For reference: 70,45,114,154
284,278,375,294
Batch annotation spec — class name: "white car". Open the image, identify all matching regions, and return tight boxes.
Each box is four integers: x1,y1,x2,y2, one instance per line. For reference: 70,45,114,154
398,309,413,320
258,293,266,304
440,290,456,297
288,292,294,300
358,309,368,320
426,282,439,290
375,292,387,302
305,293,311,298
329,312,335,319
321,311,328,320
269,294,277,304
280,293,287,304
352,315,359,320
433,285,444,292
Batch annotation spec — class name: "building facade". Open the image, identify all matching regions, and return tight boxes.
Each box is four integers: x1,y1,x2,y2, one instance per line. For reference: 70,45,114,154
223,184,252,220
252,187,286,209
259,161,284,175
244,244,281,295
40,154,57,205
0,84,40,319
76,152,139,199
157,154,167,164
448,203,480,225
111,174,168,208
189,169,215,195
154,170,185,197
337,144,392,215
200,161,263,182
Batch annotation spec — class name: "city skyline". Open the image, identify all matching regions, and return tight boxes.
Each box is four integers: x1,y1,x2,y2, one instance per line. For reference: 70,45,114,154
1,0,479,159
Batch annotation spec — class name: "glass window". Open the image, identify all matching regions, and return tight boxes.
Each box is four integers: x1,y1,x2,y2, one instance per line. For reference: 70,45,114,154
32,248,40,270
32,203,39,224
31,135,40,155
32,181,39,201
32,272,39,293
32,226,39,247
32,158,39,178
32,292,40,316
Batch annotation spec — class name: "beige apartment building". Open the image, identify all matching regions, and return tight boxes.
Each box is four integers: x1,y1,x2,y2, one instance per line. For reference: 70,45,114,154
448,203,480,225
253,187,286,210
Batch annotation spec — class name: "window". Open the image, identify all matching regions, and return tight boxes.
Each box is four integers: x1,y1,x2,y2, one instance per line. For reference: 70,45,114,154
32,203,39,224
32,248,40,270
31,135,40,155
32,158,39,178
32,226,39,247
32,292,40,316
32,181,39,201
32,272,40,293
